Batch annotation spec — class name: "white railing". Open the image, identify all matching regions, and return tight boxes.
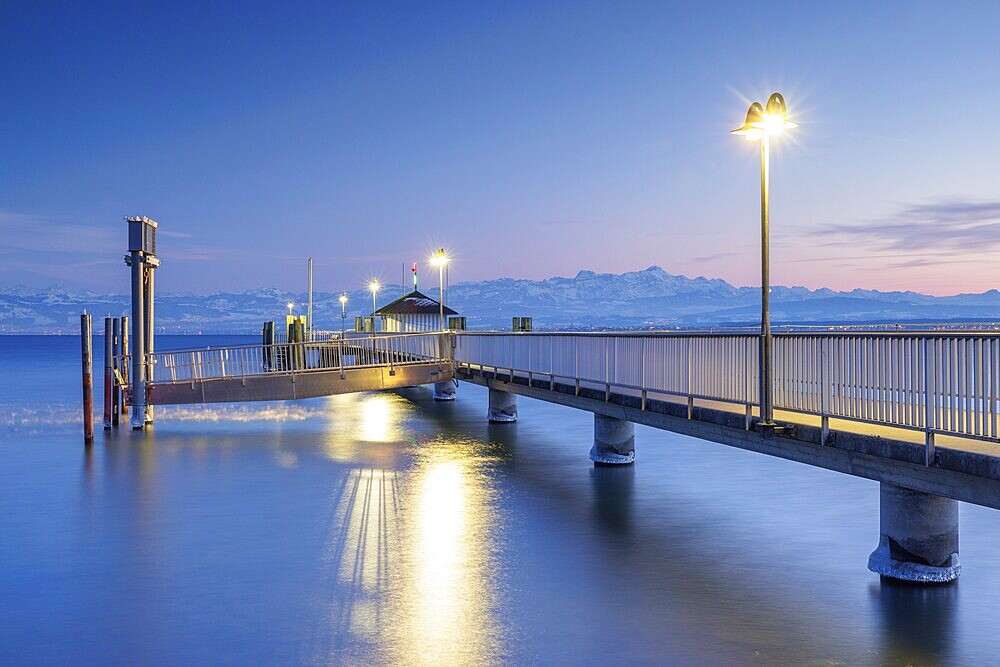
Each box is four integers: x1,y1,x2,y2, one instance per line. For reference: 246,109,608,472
117,332,447,385
454,332,1000,444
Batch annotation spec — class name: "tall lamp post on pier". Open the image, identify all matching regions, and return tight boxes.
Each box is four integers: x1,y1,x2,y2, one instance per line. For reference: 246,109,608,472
368,280,381,330
731,92,797,430
339,293,348,339
430,249,449,330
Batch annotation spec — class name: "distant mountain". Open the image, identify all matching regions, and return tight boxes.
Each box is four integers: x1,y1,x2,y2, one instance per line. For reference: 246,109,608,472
2,266,999,333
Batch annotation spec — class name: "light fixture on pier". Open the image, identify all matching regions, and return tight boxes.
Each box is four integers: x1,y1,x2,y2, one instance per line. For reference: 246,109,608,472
339,293,348,339
287,301,295,316
731,92,797,431
429,249,449,330
368,279,381,320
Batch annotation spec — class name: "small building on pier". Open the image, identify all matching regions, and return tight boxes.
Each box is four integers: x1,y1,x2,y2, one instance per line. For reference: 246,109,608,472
374,290,457,332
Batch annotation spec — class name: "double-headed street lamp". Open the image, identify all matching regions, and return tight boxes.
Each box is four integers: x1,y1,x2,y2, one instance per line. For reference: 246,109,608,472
430,249,449,330
732,92,797,430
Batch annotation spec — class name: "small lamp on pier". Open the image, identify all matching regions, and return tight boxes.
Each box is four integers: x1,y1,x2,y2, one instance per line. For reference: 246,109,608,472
339,293,348,339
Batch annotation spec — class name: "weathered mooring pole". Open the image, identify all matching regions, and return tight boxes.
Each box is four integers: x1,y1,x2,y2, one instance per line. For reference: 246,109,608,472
120,315,128,417
111,316,120,426
80,312,94,444
126,216,159,430
103,316,113,429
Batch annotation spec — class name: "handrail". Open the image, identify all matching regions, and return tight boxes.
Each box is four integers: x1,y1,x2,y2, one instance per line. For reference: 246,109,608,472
116,331,449,386
453,332,1000,452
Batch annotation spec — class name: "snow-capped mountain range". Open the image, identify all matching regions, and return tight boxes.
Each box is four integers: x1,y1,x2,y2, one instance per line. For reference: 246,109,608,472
2,266,998,334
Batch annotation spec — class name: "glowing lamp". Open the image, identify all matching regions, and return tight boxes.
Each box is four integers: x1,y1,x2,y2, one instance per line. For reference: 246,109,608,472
731,101,764,140
430,249,449,267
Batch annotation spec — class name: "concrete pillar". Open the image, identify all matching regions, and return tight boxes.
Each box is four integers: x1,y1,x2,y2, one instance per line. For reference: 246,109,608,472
589,414,635,465
433,380,456,401
488,388,517,423
868,482,960,583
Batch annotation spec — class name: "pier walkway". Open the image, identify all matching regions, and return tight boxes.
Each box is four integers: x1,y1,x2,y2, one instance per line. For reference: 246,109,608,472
117,331,452,405
114,327,1000,582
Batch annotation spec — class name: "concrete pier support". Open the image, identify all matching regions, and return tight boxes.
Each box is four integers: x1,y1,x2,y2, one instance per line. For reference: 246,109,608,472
589,414,635,465
433,380,456,401
868,482,960,583
488,388,517,423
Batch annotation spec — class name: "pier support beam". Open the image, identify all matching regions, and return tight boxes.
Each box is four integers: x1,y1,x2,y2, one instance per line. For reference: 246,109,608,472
433,380,456,401
590,414,635,465
868,482,960,583
488,387,517,423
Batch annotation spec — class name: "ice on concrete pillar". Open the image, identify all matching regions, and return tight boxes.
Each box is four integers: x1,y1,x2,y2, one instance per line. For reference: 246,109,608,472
589,413,635,465
488,387,517,423
868,482,960,583
433,380,456,401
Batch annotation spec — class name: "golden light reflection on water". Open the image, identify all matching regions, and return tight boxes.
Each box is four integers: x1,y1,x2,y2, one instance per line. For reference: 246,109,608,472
389,447,501,666
320,393,414,468
311,391,502,665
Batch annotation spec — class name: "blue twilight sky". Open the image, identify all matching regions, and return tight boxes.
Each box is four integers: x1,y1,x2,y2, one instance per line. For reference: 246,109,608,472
1,1,998,296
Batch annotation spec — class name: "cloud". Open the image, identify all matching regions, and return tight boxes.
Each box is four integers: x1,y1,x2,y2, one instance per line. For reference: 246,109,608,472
815,198,1000,254
692,251,740,262
0,209,116,254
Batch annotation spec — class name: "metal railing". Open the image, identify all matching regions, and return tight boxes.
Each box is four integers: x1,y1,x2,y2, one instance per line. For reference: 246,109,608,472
117,332,447,386
454,332,1000,447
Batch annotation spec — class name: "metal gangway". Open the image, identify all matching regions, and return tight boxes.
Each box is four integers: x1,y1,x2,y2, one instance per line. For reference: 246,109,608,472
117,331,453,405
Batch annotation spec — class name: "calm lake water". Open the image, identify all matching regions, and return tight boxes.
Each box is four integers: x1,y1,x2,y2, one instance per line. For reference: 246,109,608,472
3,335,1000,665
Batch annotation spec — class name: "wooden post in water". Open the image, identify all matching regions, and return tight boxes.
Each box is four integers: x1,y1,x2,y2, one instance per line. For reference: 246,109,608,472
81,312,94,444
111,316,120,427
103,317,113,429
120,316,129,415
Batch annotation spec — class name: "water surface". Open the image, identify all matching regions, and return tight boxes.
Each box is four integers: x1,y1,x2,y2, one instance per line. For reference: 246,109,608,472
2,335,1000,665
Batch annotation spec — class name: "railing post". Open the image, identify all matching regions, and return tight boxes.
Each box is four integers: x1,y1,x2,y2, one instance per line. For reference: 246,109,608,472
745,336,753,430
821,337,830,445
686,338,693,419
527,334,532,387
923,336,935,465
575,336,580,396
640,336,647,410
339,338,345,379
604,336,610,401
549,337,555,390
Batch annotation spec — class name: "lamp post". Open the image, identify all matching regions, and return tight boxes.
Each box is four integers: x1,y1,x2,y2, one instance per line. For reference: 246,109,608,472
368,280,380,330
731,92,797,430
430,249,449,330
339,293,348,339
287,301,294,317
